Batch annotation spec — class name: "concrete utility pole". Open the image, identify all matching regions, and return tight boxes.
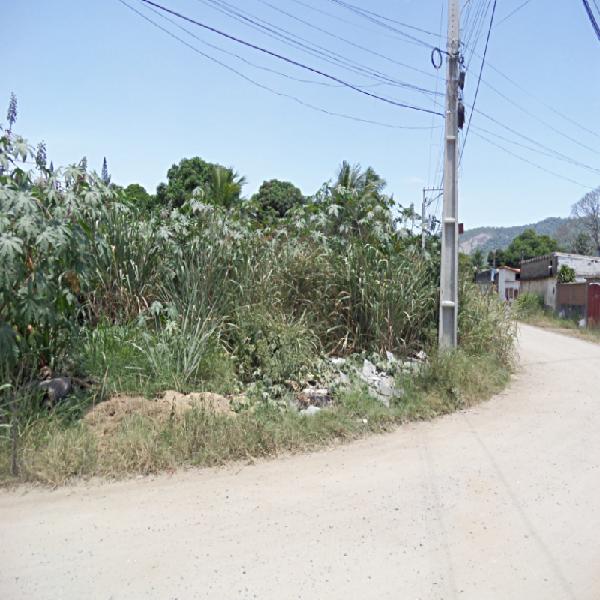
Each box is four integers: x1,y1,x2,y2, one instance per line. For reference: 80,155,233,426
421,187,443,251
439,0,461,349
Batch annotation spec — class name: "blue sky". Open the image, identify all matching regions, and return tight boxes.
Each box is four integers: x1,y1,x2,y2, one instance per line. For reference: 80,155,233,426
4,0,600,227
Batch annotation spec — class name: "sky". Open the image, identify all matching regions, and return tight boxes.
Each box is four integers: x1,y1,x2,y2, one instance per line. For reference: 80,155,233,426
3,0,600,228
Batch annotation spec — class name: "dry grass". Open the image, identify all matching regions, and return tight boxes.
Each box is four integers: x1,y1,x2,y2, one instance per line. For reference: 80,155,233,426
0,350,511,488
517,309,600,345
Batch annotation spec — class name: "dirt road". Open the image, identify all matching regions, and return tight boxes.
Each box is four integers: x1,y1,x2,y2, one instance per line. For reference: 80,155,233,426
2,324,600,599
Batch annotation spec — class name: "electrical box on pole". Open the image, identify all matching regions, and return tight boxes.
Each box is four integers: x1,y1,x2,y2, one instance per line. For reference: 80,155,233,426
439,0,460,349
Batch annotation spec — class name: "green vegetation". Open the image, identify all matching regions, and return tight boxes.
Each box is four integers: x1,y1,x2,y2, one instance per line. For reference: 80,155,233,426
0,97,516,485
557,264,576,284
250,179,305,221
488,228,559,268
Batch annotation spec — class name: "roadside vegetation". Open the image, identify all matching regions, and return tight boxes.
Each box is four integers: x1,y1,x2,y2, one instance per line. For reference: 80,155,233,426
0,96,516,486
515,292,600,343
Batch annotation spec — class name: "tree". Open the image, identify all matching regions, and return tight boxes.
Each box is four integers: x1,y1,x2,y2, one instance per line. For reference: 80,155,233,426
306,162,396,244
155,157,243,209
487,248,506,267
502,228,559,267
572,231,594,255
251,179,304,220
571,187,600,256
471,248,485,271
334,161,386,198
101,157,110,184
35,142,47,171
204,165,246,209
6,93,17,132
123,183,154,210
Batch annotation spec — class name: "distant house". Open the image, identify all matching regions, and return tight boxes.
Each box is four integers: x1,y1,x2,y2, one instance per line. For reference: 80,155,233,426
474,266,520,302
520,252,600,310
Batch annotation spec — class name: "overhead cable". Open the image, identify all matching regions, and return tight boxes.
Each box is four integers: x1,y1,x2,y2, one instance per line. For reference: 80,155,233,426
137,0,444,116
472,124,600,174
145,2,391,90
325,0,439,50
475,108,600,175
252,0,439,82
460,0,497,162
118,0,439,129
472,130,593,189
495,0,534,26
195,0,440,96
581,0,600,41
479,78,600,155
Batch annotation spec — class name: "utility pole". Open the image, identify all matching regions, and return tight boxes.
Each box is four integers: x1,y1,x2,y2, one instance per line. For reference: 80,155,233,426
439,0,460,349
421,187,443,251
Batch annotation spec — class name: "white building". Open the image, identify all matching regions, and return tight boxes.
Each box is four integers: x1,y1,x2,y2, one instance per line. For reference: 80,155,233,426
474,267,520,302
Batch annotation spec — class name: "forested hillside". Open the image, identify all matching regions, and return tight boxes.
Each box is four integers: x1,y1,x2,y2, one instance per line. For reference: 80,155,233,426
460,217,580,255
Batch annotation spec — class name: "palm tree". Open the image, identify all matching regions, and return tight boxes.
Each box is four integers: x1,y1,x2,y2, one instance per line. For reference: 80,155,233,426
335,161,363,191
205,165,246,209
334,161,386,199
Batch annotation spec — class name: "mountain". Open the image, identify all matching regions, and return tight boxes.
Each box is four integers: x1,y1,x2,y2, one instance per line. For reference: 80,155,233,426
459,217,578,255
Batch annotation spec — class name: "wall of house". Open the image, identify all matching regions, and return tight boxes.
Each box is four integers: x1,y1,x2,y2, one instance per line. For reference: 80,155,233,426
557,254,600,279
521,253,600,282
498,270,520,302
521,278,557,309
521,255,554,280
556,282,587,322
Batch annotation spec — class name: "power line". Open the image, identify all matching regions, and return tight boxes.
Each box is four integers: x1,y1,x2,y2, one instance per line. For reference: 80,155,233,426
475,107,600,175
326,0,443,39
462,0,492,69
198,0,441,96
252,0,439,83
472,124,600,175
582,0,600,40
472,130,593,189
287,0,440,58
495,0,534,26
138,0,444,116
118,0,439,130
460,0,497,162
325,0,438,50
145,1,390,91
479,77,600,155
196,0,438,93
196,0,426,92
471,57,600,140
427,0,446,189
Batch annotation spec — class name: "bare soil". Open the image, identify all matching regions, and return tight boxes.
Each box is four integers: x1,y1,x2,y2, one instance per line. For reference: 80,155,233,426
84,390,235,436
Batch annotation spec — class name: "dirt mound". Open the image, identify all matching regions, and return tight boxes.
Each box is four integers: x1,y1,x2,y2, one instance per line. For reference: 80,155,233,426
84,390,235,437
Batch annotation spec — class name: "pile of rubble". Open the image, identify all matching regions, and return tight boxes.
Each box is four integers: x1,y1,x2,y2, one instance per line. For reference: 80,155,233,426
295,350,427,414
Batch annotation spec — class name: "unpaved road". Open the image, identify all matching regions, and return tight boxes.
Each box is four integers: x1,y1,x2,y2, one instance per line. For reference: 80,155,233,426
2,324,600,600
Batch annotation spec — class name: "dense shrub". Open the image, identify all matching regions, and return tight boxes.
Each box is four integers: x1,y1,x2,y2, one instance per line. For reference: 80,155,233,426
514,292,545,319
1,107,517,481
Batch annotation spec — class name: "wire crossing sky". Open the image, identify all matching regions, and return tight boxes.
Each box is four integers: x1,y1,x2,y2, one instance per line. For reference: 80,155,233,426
4,0,600,227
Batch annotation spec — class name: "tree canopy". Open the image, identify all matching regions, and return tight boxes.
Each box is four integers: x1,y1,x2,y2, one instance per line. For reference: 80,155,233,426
571,187,600,256
251,179,305,220
156,157,245,208
489,228,559,268
123,183,153,210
